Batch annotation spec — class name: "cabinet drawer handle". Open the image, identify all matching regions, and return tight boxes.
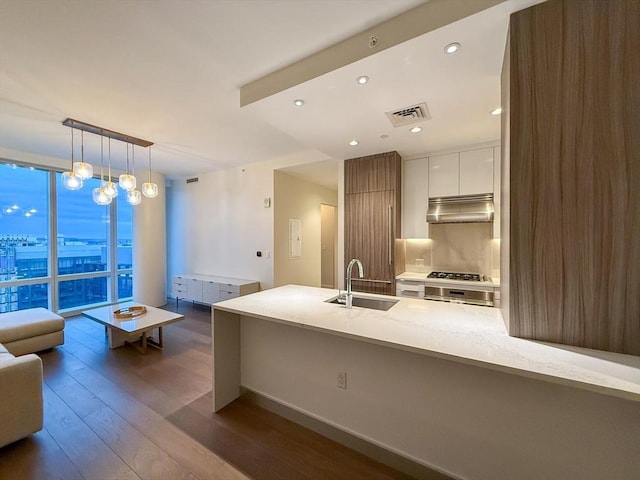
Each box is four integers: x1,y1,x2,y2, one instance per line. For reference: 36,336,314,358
388,204,393,266
351,278,392,284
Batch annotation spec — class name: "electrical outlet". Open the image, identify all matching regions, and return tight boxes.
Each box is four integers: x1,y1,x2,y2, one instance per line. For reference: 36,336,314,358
337,372,347,389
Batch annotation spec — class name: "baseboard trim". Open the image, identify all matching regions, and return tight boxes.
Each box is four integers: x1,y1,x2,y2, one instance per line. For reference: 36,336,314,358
241,389,457,480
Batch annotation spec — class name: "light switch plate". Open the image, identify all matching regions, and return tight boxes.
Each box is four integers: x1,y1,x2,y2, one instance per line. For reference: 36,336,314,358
264,197,271,208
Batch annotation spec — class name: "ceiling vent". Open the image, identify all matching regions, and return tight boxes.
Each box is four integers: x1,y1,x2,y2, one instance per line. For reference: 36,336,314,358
385,102,431,127
186,177,199,184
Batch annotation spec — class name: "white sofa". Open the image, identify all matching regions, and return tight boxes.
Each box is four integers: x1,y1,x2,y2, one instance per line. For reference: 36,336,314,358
0,345,43,448
0,307,65,448
0,307,65,356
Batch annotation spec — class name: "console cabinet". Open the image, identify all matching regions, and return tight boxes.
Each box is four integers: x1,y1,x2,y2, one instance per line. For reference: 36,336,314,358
172,274,259,305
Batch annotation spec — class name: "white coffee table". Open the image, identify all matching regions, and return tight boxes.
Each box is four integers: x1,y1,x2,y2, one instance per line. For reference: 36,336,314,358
82,302,184,354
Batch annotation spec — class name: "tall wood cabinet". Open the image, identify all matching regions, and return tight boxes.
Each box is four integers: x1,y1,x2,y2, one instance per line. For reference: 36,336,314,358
502,0,639,355
344,151,403,295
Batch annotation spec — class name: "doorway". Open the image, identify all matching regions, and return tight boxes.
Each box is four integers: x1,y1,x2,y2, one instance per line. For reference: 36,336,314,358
320,204,337,288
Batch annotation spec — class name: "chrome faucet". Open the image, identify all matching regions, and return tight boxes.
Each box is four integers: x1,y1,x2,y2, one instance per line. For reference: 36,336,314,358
345,258,364,308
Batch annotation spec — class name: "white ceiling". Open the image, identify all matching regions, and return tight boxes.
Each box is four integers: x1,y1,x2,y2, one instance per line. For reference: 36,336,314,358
0,0,541,181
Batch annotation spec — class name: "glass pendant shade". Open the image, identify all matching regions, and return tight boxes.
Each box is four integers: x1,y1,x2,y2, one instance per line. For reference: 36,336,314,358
62,171,83,190
102,180,118,198
142,182,158,198
92,187,112,205
73,161,93,180
119,173,136,191
126,189,142,205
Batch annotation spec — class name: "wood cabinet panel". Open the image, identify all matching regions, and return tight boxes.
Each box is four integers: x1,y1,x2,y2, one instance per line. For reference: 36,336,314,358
505,0,640,355
345,191,395,294
345,151,401,194
344,151,401,296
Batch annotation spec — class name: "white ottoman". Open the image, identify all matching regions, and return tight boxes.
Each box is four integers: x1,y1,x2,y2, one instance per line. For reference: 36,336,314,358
0,308,65,356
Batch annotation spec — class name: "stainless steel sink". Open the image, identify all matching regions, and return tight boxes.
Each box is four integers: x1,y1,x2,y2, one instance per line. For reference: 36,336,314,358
325,295,398,311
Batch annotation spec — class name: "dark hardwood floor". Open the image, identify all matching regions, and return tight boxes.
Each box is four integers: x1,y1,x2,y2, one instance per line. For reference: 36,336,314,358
0,301,414,480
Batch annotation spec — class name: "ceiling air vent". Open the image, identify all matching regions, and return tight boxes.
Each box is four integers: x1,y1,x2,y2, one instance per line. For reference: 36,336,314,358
385,102,431,127
186,177,199,184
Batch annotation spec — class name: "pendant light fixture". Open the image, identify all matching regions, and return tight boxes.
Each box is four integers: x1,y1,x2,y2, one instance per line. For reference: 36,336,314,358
126,188,142,205
61,118,156,207
102,138,118,199
126,144,142,205
119,143,137,191
73,130,94,180
61,128,84,190
141,146,159,198
92,136,112,205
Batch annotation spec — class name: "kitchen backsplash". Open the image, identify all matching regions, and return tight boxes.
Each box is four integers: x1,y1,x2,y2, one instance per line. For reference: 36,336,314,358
405,224,500,278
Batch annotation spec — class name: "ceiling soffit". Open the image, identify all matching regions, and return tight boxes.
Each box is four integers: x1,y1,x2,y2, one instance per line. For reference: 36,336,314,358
240,0,505,106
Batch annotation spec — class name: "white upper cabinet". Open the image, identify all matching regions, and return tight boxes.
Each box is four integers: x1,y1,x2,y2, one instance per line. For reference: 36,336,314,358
402,144,499,239
459,148,494,195
428,153,459,198
403,157,430,238
428,148,494,198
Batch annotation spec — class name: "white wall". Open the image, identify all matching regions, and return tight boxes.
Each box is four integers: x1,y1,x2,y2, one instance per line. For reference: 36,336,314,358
273,171,337,287
241,315,640,480
133,170,167,306
166,151,330,289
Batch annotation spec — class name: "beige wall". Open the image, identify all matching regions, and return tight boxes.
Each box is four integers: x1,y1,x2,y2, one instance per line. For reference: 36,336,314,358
273,171,338,288
320,204,337,288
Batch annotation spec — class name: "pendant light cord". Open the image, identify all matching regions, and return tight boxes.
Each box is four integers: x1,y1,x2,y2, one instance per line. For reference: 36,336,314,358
70,128,75,168
100,135,104,182
108,138,112,181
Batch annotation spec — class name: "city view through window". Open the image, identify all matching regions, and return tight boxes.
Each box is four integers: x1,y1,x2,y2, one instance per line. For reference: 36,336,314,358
0,162,133,313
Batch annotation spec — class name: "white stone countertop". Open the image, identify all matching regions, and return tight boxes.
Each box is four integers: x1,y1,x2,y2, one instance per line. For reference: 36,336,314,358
212,285,640,402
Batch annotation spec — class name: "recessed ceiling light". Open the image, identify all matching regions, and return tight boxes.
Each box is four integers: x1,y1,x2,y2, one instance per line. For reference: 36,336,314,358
357,75,369,85
409,126,422,133
293,99,304,107
349,140,359,146
444,42,460,54
491,107,503,116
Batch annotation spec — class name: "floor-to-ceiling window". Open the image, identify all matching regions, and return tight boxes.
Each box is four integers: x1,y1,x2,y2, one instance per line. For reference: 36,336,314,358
0,161,133,314
116,191,133,300
0,163,50,312
56,173,110,310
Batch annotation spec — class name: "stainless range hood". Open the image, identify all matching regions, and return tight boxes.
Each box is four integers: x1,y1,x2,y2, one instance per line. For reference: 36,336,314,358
426,194,494,224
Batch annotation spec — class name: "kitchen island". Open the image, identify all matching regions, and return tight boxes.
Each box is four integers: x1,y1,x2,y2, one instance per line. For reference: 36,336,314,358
212,285,640,480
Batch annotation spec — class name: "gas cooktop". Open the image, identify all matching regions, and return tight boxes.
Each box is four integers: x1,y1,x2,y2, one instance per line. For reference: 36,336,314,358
427,271,482,282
